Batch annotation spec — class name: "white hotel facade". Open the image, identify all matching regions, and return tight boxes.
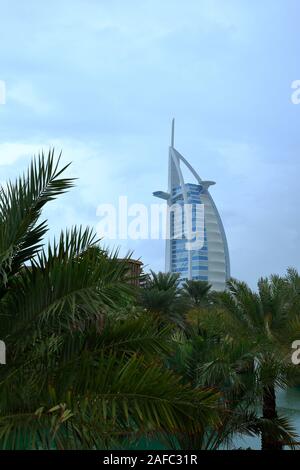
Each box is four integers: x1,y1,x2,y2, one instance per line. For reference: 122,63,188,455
153,119,230,291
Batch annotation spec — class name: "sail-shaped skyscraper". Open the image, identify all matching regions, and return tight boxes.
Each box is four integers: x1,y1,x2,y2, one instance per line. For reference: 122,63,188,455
153,119,230,291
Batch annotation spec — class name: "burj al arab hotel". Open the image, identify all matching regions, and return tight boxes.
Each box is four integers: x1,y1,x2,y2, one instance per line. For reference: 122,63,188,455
153,119,230,291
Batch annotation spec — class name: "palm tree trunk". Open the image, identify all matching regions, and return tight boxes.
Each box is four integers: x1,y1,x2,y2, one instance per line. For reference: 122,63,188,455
261,385,282,450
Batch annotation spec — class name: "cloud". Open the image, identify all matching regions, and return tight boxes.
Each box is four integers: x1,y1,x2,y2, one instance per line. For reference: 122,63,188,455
0,0,300,287
8,81,53,115
0,142,42,166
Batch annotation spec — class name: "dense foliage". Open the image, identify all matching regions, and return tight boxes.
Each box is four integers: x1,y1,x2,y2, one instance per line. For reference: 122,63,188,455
0,152,300,450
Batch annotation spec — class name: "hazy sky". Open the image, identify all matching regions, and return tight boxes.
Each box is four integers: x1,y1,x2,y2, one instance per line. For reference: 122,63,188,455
1,0,300,287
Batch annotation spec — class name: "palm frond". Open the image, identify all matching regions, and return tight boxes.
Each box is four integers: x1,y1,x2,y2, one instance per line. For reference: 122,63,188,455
0,150,74,286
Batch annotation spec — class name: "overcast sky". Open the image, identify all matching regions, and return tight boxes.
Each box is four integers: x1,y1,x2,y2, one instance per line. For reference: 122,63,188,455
0,0,300,288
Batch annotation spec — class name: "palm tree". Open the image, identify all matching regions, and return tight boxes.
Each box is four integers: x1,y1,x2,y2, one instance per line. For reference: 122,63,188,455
166,323,262,450
139,271,190,328
198,276,300,450
0,151,219,449
182,280,212,307
146,271,180,291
